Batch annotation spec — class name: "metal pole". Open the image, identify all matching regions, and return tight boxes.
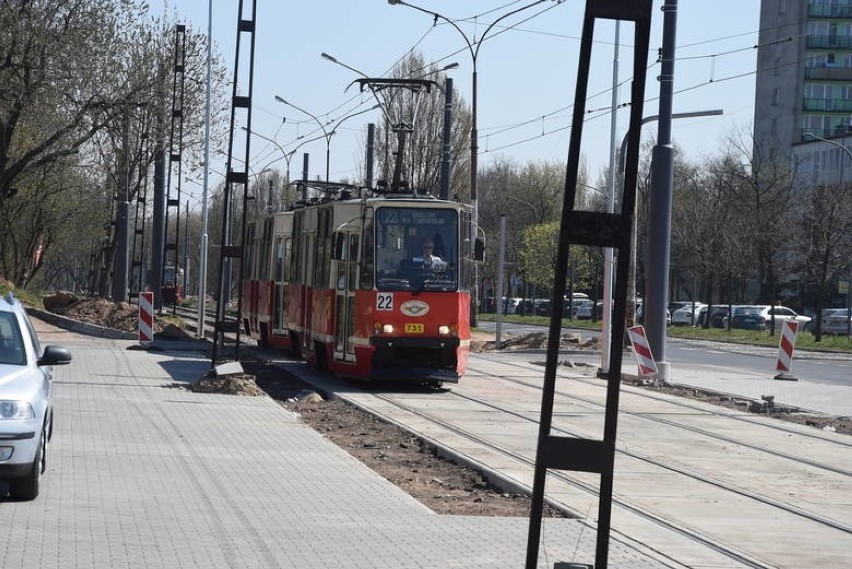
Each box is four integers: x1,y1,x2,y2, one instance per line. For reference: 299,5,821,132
366,123,375,188
600,22,619,375
645,0,678,381
619,109,723,327
440,77,453,200
197,0,212,339
495,215,507,349
387,0,548,327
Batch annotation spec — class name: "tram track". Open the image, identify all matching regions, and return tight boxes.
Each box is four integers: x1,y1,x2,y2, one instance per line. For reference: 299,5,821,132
332,358,851,569
366,390,777,569
170,305,849,566
467,358,852,473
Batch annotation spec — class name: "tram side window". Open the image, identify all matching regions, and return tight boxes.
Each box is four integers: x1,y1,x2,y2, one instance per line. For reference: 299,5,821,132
314,208,332,287
360,209,374,290
274,236,290,282
259,217,273,280
290,212,304,285
244,223,257,280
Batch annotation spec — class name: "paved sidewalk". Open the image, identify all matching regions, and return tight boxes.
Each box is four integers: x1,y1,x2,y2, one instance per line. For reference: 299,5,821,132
0,321,675,569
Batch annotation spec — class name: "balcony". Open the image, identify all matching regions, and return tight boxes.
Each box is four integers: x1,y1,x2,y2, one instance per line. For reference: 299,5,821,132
805,66,852,80
807,34,852,49
803,98,852,112
809,4,852,18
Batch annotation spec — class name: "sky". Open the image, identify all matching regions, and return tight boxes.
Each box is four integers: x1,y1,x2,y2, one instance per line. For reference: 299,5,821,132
157,1,761,201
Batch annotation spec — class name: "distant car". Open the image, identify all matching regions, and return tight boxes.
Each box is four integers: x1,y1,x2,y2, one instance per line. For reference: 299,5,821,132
573,299,595,319
822,308,852,335
671,302,706,326
724,305,811,331
704,305,735,328
0,292,72,500
636,303,672,326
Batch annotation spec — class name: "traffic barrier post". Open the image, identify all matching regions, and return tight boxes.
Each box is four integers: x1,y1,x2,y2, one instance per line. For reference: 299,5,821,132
627,325,659,378
774,320,799,381
138,291,154,345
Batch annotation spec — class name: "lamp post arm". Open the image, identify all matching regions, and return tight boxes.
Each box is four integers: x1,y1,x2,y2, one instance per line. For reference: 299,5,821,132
472,0,547,62
274,96,330,142
389,1,475,61
328,104,381,136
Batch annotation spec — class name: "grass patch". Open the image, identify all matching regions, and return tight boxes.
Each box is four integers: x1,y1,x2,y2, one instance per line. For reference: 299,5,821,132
477,313,852,354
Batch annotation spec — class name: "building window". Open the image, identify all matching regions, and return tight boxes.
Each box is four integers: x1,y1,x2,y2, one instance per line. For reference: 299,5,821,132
771,118,777,135
778,0,785,15
773,88,781,105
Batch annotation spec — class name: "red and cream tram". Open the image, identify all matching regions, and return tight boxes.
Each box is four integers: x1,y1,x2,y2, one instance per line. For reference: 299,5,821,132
242,187,478,386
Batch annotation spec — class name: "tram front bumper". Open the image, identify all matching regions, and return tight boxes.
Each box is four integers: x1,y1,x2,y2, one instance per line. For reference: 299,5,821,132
369,336,461,383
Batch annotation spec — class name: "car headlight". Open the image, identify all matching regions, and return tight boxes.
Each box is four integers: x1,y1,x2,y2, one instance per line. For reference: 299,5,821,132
0,401,34,420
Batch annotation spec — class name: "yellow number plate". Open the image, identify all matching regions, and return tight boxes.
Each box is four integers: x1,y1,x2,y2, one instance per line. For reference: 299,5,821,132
404,323,424,333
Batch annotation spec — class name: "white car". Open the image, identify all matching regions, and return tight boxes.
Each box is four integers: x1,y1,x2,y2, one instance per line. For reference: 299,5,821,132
822,308,852,335
671,302,706,326
724,305,812,331
0,292,71,500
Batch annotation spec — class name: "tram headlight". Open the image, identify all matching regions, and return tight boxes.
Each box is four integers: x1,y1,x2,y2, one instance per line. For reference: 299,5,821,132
438,323,458,336
374,321,394,334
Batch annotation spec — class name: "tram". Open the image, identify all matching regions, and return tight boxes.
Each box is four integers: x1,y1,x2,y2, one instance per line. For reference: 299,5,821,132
242,183,480,386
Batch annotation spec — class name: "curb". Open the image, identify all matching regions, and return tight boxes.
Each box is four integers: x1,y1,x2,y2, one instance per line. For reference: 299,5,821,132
27,306,210,352
28,307,138,340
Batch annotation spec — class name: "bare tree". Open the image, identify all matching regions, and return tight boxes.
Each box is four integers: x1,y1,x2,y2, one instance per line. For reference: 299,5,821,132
731,130,797,308
790,179,852,339
0,2,229,290
374,52,470,197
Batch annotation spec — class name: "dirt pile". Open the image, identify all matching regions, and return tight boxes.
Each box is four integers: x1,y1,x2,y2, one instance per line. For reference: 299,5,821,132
472,331,598,352
189,374,265,396
42,292,190,337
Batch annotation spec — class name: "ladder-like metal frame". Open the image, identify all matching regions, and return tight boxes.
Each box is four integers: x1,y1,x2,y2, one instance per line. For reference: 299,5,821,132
212,0,257,363
525,2,652,568
163,24,187,312
130,116,152,299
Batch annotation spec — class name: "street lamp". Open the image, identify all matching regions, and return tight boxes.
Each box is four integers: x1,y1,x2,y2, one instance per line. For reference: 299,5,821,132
619,109,723,378
274,96,332,183
388,0,552,325
803,131,852,338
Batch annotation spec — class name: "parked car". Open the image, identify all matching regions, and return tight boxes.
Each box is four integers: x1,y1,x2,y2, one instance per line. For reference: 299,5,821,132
573,299,596,319
822,307,852,335
703,305,736,328
764,305,812,330
0,292,72,500
723,305,811,331
636,303,672,326
671,302,706,326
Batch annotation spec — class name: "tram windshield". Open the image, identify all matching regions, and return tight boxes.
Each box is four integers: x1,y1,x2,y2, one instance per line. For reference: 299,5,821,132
373,207,459,292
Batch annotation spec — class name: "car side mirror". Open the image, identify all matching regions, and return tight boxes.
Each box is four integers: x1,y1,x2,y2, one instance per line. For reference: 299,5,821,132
474,238,484,261
39,345,72,366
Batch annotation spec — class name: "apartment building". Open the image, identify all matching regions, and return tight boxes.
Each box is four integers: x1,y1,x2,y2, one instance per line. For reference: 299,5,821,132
754,0,852,185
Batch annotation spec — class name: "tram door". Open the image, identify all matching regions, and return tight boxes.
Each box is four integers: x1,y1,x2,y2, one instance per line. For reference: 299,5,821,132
333,230,358,363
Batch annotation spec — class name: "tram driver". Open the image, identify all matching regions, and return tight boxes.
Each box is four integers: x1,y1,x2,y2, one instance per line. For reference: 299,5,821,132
414,238,447,271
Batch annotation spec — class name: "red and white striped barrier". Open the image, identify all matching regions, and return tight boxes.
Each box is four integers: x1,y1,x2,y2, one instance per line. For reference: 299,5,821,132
138,291,154,344
774,320,799,381
627,325,659,377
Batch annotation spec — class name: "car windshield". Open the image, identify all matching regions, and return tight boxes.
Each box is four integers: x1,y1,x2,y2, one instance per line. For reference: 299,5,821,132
0,312,26,365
